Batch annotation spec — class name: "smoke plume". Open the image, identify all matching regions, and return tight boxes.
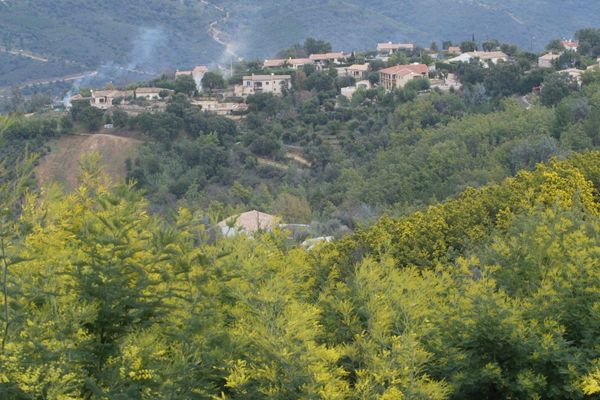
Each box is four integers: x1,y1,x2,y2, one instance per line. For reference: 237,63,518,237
63,27,169,106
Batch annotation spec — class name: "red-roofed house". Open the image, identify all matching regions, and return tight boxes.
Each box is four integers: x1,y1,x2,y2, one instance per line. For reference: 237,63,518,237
561,40,579,52
379,64,429,91
235,73,292,97
90,90,134,109
337,63,371,80
263,59,286,68
309,52,347,68
288,58,313,69
264,58,314,69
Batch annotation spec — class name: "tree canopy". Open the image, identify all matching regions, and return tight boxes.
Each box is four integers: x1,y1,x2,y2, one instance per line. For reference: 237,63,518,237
0,149,600,398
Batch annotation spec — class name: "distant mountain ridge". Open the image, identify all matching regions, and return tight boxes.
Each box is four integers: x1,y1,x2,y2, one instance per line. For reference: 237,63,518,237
220,0,598,56
0,0,598,86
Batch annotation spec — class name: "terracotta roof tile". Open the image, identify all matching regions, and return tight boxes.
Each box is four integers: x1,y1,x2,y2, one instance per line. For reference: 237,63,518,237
377,42,414,51
309,52,346,60
379,64,429,76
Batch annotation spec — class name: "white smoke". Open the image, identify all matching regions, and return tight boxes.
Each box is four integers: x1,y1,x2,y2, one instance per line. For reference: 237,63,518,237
63,27,168,106
127,27,168,73
63,71,98,108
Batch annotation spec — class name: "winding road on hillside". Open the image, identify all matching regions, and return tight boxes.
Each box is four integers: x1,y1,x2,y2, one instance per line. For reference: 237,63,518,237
199,0,239,59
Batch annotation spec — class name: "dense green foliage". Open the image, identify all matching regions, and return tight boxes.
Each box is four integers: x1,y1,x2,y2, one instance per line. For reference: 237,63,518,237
120,61,600,233
0,145,600,398
0,115,67,179
3,21,600,397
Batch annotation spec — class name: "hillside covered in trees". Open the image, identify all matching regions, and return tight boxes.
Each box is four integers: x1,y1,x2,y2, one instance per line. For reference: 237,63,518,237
6,33,600,236
1,138,600,397
3,23,600,398
106,53,600,234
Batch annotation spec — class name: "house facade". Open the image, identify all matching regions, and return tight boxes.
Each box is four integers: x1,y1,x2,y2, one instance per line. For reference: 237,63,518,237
340,80,372,99
379,64,429,91
192,100,249,116
561,40,579,52
263,59,286,68
309,52,346,69
263,58,314,70
377,42,414,55
429,73,462,92
90,90,134,109
288,58,313,69
135,87,172,100
237,74,292,97
337,63,370,80
538,53,560,68
448,51,508,66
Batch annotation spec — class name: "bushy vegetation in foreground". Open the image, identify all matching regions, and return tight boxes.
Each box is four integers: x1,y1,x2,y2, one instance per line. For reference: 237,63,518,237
0,151,600,399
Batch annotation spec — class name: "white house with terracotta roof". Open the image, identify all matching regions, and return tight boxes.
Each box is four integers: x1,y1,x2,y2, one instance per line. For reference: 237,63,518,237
379,64,429,91
135,87,173,100
263,59,286,68
377,42,414,55
561,40,579,52
448,51,508,66
263,58,314,69
236,74,292,97
288,58,313,69
90,90,134,109
337,63,370,80
309,52,347,68
538,53,561,68
217,210,279,237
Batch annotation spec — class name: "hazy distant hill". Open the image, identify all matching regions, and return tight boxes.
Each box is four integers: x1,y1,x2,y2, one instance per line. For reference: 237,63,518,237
0,0,599,86
0,0,223,87
222,0,600,56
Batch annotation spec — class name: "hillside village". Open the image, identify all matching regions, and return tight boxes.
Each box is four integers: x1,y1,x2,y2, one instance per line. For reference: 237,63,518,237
21,33,599,238
64,37,600,121
2,31,599,239
7,1,600,395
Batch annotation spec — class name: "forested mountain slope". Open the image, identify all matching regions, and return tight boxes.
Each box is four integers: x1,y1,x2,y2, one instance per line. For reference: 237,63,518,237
0,0,223,85
221,0,600,56
1,0,599,85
